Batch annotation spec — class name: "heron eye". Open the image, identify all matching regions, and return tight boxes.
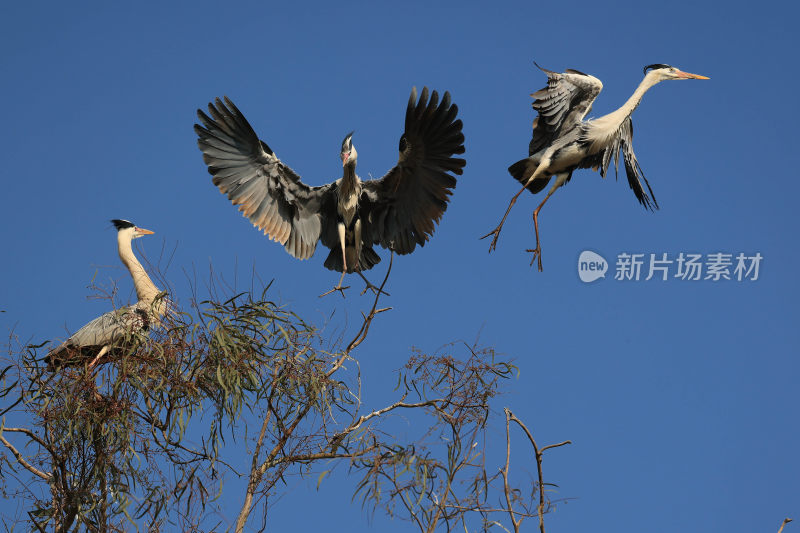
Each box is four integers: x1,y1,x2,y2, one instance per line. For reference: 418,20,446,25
399,136,408,152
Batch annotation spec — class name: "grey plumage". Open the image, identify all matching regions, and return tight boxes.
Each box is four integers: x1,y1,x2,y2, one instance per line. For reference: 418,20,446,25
45,220,166,370
509,64,657,208
487,63,708,270
46,307,150,370
194,87,465,279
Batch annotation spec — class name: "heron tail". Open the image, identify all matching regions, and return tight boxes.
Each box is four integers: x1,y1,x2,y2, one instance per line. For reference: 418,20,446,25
323,245,381,273
508,158,551,195
44,345,88,371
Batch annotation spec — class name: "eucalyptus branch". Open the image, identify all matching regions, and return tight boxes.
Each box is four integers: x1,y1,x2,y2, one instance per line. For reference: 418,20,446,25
505,408,571,533
1,427,55,458
330,398,439,446
339,252,394,362
0,433,51,481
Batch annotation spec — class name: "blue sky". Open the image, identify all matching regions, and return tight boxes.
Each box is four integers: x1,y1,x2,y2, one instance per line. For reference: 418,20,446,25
1,0,798,531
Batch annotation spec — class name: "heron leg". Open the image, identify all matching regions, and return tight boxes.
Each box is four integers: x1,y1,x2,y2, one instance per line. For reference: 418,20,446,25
338,222,347,273
526,187,557,272
320,223,351,298
481,161,550,252
87,345,110,370
480,184,529,252
320,271,350,298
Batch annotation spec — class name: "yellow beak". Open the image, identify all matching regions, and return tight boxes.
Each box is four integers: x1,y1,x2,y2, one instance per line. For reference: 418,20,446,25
676,70,709,80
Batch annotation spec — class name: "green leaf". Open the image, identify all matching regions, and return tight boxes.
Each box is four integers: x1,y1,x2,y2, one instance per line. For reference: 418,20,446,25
316,469,331,490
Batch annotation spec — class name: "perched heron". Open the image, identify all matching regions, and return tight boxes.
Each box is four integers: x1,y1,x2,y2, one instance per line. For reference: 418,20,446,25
46,220,167,370
194,87,465,293
483,63,709,270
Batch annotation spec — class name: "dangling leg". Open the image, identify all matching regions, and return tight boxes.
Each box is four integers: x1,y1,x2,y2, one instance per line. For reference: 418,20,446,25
481,159,550,252
480,183,530,252
526,181,560,272
351,219,387,296
338,222,348,279
320,269,349,298
320,223,350,298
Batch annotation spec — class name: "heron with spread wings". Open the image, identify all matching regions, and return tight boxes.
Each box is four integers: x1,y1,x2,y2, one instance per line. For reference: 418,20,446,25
195,87,465,294
46,220,167,370
483,63,708,270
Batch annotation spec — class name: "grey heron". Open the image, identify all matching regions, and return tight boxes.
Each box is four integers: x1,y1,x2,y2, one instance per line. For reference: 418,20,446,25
45,220,167,370
483,63,709,270
194,87,465,293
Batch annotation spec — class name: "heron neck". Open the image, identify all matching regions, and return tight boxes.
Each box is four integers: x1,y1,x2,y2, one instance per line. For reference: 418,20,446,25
117,234,160,303
341,161,360,196
617,73,661,121
590,72,661,140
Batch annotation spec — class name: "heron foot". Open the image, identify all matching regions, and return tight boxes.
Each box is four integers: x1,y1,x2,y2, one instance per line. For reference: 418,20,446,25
525,246,544,272
319,285,350,298
359,279,390,297
356,271,389,296
480,226,503,253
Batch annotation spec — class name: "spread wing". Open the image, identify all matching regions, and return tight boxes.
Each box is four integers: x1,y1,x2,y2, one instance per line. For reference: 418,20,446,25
195,97,337,260
529,64,603,155
361,87,465,254
578,117,658,211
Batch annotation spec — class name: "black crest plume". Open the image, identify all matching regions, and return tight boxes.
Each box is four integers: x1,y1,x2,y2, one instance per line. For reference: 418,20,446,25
111,219,135,230
643,63,672,74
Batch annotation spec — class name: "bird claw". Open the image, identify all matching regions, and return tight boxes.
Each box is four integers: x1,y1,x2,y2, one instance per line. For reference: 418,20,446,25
525,247,544,272
480,227,503,253
357,272,390,297
360,280,390,297
319,285,350,299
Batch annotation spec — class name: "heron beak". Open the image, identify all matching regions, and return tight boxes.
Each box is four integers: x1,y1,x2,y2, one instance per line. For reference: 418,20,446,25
136,227,155,235
676,70,709,80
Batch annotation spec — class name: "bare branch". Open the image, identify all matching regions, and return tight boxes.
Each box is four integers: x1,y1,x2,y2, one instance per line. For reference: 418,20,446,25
502,408,521,533
1,427,55,457
0,433,51,481
505,408,571,533
778,518,793,533
540,440,572,453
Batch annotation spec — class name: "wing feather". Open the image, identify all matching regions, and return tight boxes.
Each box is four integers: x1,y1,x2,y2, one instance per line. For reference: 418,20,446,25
528,63,604,156
577,117,658,210
361,87,465,255
195,97,334,260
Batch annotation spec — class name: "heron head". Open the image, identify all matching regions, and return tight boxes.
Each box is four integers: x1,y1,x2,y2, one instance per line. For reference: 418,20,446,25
111,219,154,240
643,64,709,81
340,132,357,166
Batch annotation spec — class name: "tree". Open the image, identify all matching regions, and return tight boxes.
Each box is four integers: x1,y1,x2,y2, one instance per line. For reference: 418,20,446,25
0,261,570,532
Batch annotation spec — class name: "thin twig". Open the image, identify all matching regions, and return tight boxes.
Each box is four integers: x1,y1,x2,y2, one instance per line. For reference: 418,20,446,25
502,408,521,533
778,518,793,533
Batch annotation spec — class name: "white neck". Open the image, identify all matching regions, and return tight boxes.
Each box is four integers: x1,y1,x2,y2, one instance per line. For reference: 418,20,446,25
338,162,361,225
587,72,663,150
598,71,662,126
620,71,662,117
117,232,160,303
340,161,361,200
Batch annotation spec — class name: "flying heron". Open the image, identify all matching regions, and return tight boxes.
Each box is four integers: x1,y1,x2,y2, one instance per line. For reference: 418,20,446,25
45,220,167,370
194,87,465,294
483,63,709,270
